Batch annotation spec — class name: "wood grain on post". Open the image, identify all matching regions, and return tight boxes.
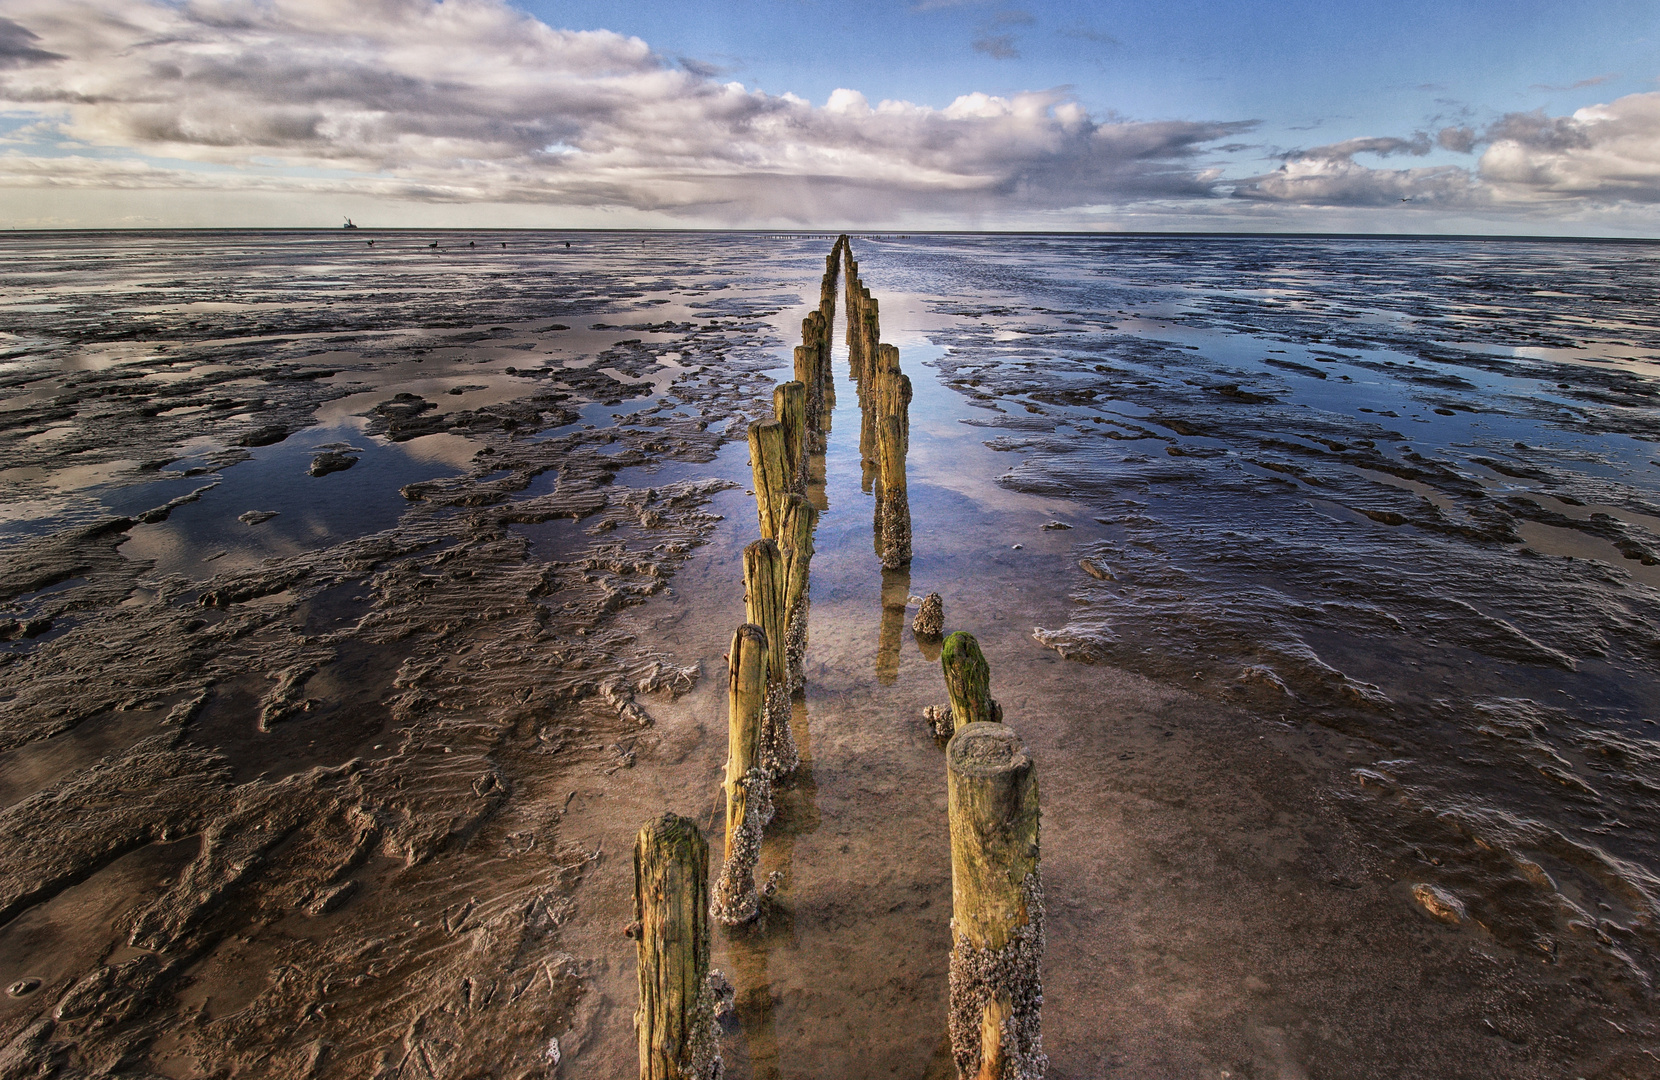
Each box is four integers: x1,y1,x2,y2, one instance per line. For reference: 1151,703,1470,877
633,813,721,1080
941,631,1002,736
946,723,1044,1080
774,380,807,489
713,624,769,924
747,419,789,540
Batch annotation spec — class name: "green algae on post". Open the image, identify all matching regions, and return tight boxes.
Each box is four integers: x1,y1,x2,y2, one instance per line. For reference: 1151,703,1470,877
941,631,1003,737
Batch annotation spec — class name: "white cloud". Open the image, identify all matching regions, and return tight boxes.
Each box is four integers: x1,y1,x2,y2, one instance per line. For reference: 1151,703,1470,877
0,1,1655,230
0,0,1253,225
1479,94,1660,203
1232,92,1660,218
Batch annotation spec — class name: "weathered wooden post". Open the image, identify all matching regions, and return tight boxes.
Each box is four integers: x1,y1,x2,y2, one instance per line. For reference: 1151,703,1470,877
801,311,825,392
713,625,770,925
845,265,864,376
774,380,807,490
633,813,722,1080
778,493,817,692
862,293,880,367
877,414,912,569
819,255,838,332
747,419,789,540
744,539,799,777
946,723,1044,1080
940,631,1003,738
793,343,820,448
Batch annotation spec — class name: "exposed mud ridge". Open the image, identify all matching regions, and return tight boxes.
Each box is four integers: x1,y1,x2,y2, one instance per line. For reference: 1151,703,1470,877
0,231,806,1078
866,235,1660,998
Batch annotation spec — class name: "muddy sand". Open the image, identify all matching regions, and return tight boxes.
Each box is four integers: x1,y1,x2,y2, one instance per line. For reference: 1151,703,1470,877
0,231,1656,1079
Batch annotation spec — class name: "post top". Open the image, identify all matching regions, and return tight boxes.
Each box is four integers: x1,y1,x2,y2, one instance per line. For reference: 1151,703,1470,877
947,722,1030,778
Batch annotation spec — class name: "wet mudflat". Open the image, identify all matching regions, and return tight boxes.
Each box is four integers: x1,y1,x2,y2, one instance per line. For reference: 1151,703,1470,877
1,232,1658,1079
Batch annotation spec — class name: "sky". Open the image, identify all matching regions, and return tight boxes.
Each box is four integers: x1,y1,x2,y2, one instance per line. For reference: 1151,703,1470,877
0,0,1657,233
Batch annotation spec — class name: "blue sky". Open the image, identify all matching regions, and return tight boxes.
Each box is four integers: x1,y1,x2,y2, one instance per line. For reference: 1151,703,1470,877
1,0,1656,232
530,0,1649,127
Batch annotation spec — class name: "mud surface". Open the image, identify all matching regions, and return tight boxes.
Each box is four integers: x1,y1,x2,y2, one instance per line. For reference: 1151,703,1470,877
2,232,1658,1079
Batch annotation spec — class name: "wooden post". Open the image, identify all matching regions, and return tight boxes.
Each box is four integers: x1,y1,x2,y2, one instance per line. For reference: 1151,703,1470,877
946,723,1044,1080
778,493,817,693
747,419,789,540
857,341,879,485
713,625,770,925
633,813,721,1080
940,631,1002,737
793,344,820,450
744,539,798,777
774,380,807,490
862,293,879,370
877,413,912,569
845,264,863,376
793,344,814,396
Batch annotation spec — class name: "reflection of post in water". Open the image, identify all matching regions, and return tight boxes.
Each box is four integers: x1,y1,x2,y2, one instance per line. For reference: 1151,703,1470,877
724,699,820,1079
724,918,783,1080
876,566,911,685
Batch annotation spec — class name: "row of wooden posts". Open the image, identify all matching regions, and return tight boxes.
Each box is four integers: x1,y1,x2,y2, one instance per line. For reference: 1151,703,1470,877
631,239,1045,1080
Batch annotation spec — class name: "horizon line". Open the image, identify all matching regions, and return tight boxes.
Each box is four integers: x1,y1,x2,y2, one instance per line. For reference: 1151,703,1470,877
2,227,1657,244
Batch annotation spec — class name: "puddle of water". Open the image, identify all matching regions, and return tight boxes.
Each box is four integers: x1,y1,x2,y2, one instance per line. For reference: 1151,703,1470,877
117,422,461,580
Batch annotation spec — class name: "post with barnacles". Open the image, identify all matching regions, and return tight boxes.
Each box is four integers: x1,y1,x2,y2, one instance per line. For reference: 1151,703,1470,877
633,813,722,1080
778,493,817,692
873,360,912,570
946,723,1045,1080
712,625,770,926
744,539,799,778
